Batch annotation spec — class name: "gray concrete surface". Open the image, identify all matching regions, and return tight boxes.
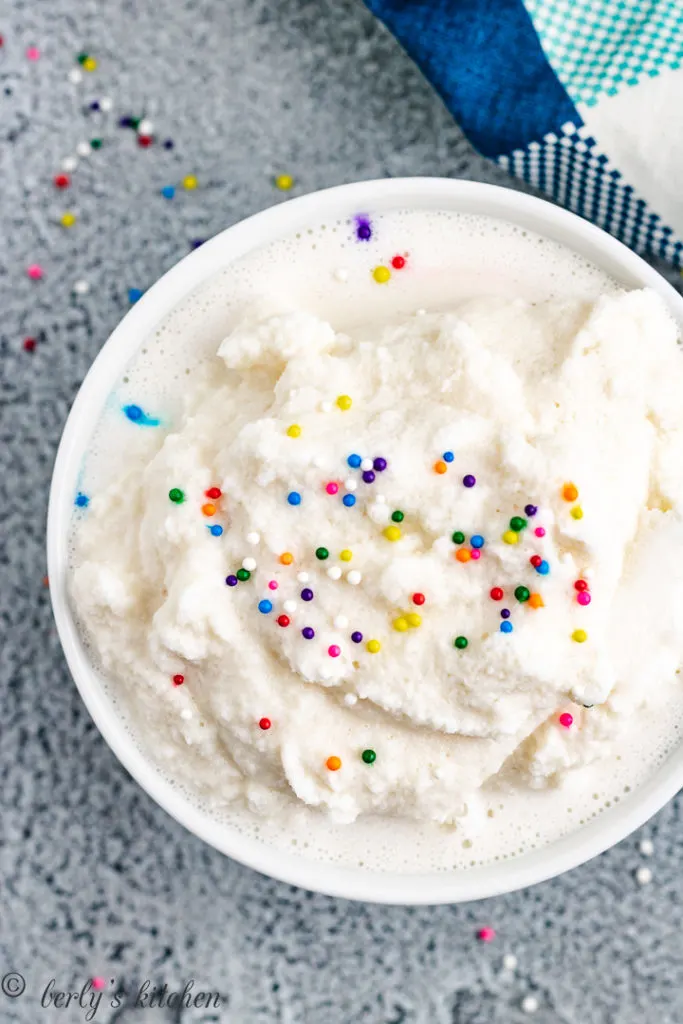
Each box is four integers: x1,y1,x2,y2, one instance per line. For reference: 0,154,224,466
1,0,682,1021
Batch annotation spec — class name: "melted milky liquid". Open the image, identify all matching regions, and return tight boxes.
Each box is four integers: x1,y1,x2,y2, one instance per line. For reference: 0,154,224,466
71,209,683,873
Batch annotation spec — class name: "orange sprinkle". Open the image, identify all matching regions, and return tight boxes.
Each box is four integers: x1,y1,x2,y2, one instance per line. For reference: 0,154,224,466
528,593,544,609
280,552,294,565
326,756,342,771
434,460,448,475
562,482,579,502
201,502,216,517
42,575,50,588
455,548,471,563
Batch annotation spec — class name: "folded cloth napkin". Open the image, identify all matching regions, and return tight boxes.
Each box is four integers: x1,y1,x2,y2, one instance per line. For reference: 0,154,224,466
365,0,683,266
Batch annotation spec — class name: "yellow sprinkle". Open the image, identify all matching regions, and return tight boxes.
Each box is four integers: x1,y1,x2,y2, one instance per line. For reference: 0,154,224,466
60,212,76,228
502,530,519,545
274,174,294,191
83,56,97,71
393,617,409,633
366,639,381,654
570,506,584,520
373,265,391,284
383,525,401,542
339,549,353,562
182,175,198,190
286,424,301,438
572,629,587,643
406,613,422,628
336,394,352,411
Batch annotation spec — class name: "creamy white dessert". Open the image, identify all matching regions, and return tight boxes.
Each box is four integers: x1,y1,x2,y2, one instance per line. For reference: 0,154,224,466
70,210,683,869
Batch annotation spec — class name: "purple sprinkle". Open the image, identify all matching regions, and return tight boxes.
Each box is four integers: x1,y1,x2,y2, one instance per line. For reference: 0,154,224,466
362,470,375,484
463,474,476,488
500,608,511,619
355,215,372,241
373,457,387,472
118,115,134,128
89,100,101,111
191,238,206,250
225,575,238,587
163,138,175,149
524,503,538,517
302,626,315,639
351,631,363,643
301,588,314,601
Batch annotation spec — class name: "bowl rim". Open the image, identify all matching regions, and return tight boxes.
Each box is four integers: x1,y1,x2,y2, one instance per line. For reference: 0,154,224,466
48,176,683,904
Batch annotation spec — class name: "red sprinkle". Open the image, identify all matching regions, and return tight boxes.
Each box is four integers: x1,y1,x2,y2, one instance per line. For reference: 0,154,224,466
559,712,574,728
490,587,504,601
138,135,153,147
477,927,496,942
530,555,542,568
205,487,222,499
574,579,589,592
391,255,406,269
277,614,290,627
172,674,185,686
23,337,36,352
259,717,271,730
412,592,425,606
54,173,71,189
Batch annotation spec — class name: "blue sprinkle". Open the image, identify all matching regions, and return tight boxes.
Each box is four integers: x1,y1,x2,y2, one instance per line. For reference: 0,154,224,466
123,404,160,426
128,287,144,304
470,534,485,549
161,185,176,199
443,451,454,463
209,524,223,536
536,560,550,575
258,599,273,614
287,491,302,506
75,492,89,508
347,454,362,469
342,494,356,507
500,621,513,634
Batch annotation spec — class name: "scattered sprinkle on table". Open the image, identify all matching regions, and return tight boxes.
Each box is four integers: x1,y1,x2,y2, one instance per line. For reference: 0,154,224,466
636,866,653,885
274,174,294,191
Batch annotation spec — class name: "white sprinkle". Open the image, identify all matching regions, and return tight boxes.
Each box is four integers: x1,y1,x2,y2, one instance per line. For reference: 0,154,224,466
68,68,83,84
61,156,78,172
502,954,518,971
375,494,386,504
180,709,193,720
334,267,349,282
521,995,539,1014
639,838,654,857
327,566,342,581
137,118,154,135
334,615,348,629
343,693,357,706
636,866,653,885
347,570,362,585
368,502,390,525
297,572,309,584
242,557,257,571
283,599,297,614
99,96,113,112
73,279,90,295
246,532,260,545
344,478,358,492
416,308,426,316
360,458,373,471
76,141,91,157
320,401,332,413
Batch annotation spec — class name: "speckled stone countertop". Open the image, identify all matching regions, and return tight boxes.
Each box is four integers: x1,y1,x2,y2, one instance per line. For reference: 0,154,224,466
2,1,683,1021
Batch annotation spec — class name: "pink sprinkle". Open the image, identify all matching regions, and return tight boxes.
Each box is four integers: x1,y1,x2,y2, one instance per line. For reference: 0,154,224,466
477,927,496,942
577,591,591,606
559,713,574,728
470,549,481,560
328,645,341,658
268,580,278,591
27,264,44,280
534,527,546,538
91,978,106,991
325,482,339,495
26,46,41,60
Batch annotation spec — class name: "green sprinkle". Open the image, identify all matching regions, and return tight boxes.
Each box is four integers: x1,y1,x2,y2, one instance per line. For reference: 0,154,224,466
509,516,527,532
90,138,103,150
315,547,329,560
130,116,142,130
168,488,184,504
77,52,89,65
454,636,468,649
451,531,465,545
391,510,404,523
514,585,530,602
361,749,376,764
236,568,251,582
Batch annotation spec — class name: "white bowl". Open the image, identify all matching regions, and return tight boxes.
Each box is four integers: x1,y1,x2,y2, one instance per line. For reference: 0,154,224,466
48,178,683,904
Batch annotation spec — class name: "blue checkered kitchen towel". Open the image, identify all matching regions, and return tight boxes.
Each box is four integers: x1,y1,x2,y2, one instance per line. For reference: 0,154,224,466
365,0,683,266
